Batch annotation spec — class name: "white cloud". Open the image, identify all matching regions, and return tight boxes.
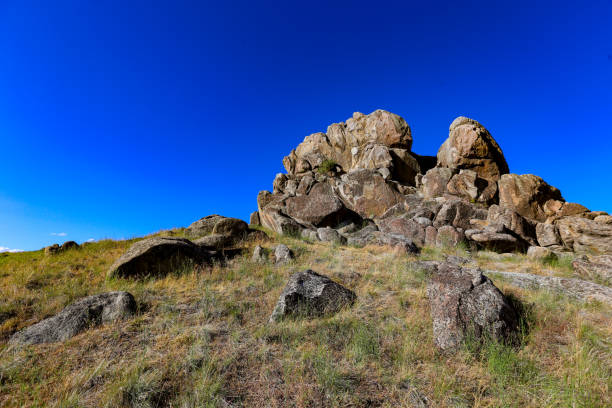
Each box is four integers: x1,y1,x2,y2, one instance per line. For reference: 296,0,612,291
86,238,95,242
0,246,24,253
51,232,68,237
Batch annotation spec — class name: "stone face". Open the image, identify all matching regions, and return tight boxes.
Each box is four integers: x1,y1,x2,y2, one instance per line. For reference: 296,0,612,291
108,237,208,278
421,167,453,199
185,215,225,237
556,216,612,254
427,263,519,351
284,182,345,227
316,227,347,244
437,117,509,181
376,217,426,246
433,199,488,231
572,255,612,284
211,217,248,237
446,170,498,204
274,244,294,265
487,205,537,245
498,174,564,222
249,211,261,226
435,226,465,248
536,223,561,247
527,246,556,259
9,292,136,345
269,270,356,322
336,169,404,218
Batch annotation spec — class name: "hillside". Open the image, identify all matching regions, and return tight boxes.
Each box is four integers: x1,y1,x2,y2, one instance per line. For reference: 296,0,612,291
1,110,612,407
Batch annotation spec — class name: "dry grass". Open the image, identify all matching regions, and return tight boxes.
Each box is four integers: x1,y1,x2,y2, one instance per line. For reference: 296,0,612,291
0,232,610,407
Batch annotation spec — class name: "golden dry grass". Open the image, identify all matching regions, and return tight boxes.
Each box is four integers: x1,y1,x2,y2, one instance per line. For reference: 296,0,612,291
0,232,610,407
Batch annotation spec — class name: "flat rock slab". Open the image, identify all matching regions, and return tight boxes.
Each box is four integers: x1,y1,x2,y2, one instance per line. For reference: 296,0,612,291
486,270,612,305
108,237,213,278
269,270,356,322
9,291,136,345
427,263,519,352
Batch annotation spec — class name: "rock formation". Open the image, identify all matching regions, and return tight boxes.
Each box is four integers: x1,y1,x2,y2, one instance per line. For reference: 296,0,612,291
253,109,610,255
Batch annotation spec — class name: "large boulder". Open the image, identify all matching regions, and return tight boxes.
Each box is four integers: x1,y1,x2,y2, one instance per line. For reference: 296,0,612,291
427,263,519,351
446,169,498,204
284,182,346,227
376,217,425,246
465,224,530,253
487,205,537,245
269,270,356,322
535,222,561,247
421,167,453,199
336,169,405,218
9,292,136,345
433,199,488,231
437,117,509,181
498,174,564,222
108,237,210,278
556,216,612,254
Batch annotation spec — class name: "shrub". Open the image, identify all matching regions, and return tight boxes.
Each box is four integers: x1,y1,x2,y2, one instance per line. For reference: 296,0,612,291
317,159,337,174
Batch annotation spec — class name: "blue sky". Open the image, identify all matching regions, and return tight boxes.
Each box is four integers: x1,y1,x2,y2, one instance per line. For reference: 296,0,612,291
1,0,611,251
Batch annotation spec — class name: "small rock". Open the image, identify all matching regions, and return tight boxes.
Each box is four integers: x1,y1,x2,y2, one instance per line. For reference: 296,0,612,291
269,270,356,322
252,245,268,263
316,227,347,244
435,226,465,248
274,244,294,264
249,211,261,226
527,246,556,260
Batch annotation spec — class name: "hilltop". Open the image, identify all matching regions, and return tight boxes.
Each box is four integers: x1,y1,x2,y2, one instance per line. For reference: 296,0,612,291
1,110,611,407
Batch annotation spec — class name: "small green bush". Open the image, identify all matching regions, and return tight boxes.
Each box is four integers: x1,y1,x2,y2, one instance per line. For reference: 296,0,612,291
317,159,337,174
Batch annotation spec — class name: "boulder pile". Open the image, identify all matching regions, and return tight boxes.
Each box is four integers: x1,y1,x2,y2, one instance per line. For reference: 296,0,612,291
253,110,611,255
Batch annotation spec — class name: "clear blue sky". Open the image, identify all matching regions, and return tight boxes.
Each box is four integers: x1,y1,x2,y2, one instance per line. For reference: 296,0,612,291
1,1,611,251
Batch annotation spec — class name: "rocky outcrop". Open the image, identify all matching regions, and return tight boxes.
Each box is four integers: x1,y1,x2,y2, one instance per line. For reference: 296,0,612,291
253,109,609,257
437,117,509,181
9,292,136,345
269,270,356,322
427,263,519,351
498,174,564,222
185,215,248,238
44,241,80,255
556,216,612,254
108,237,212,278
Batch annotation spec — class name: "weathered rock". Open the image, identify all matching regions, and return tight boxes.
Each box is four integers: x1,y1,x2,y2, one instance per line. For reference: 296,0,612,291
274,244,294,264
433,199,488,231
527,246,556,259
9,292,136,345
572,255,612,284
211,217,248,237
185,215,225,237
427,263,519,351
301,229,319,241
536,222,561,247
421,167,453,199
370,232,420,254
194,234,234,250
316,227,347,244
486,270,612,305
437,117,509,181
466,225,529,253
594,215,612,224
273,173,288,194
487,205,537,245
435,226,465,248
336,169,404,218
284,182,346,227
269,270,356,322
249,211,260,226
558,202,589,217
108,237,208,278
376,217,426,246
344,224,379,247
425,226,438,246
252,245,268,262
445,169,498,204
259,206,303,236
61,241,79,251
498,174,564,222
44,244,61,255
556,216,612,254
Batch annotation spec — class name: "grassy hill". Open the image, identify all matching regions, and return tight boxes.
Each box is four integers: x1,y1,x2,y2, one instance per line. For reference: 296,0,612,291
0,230,611,407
